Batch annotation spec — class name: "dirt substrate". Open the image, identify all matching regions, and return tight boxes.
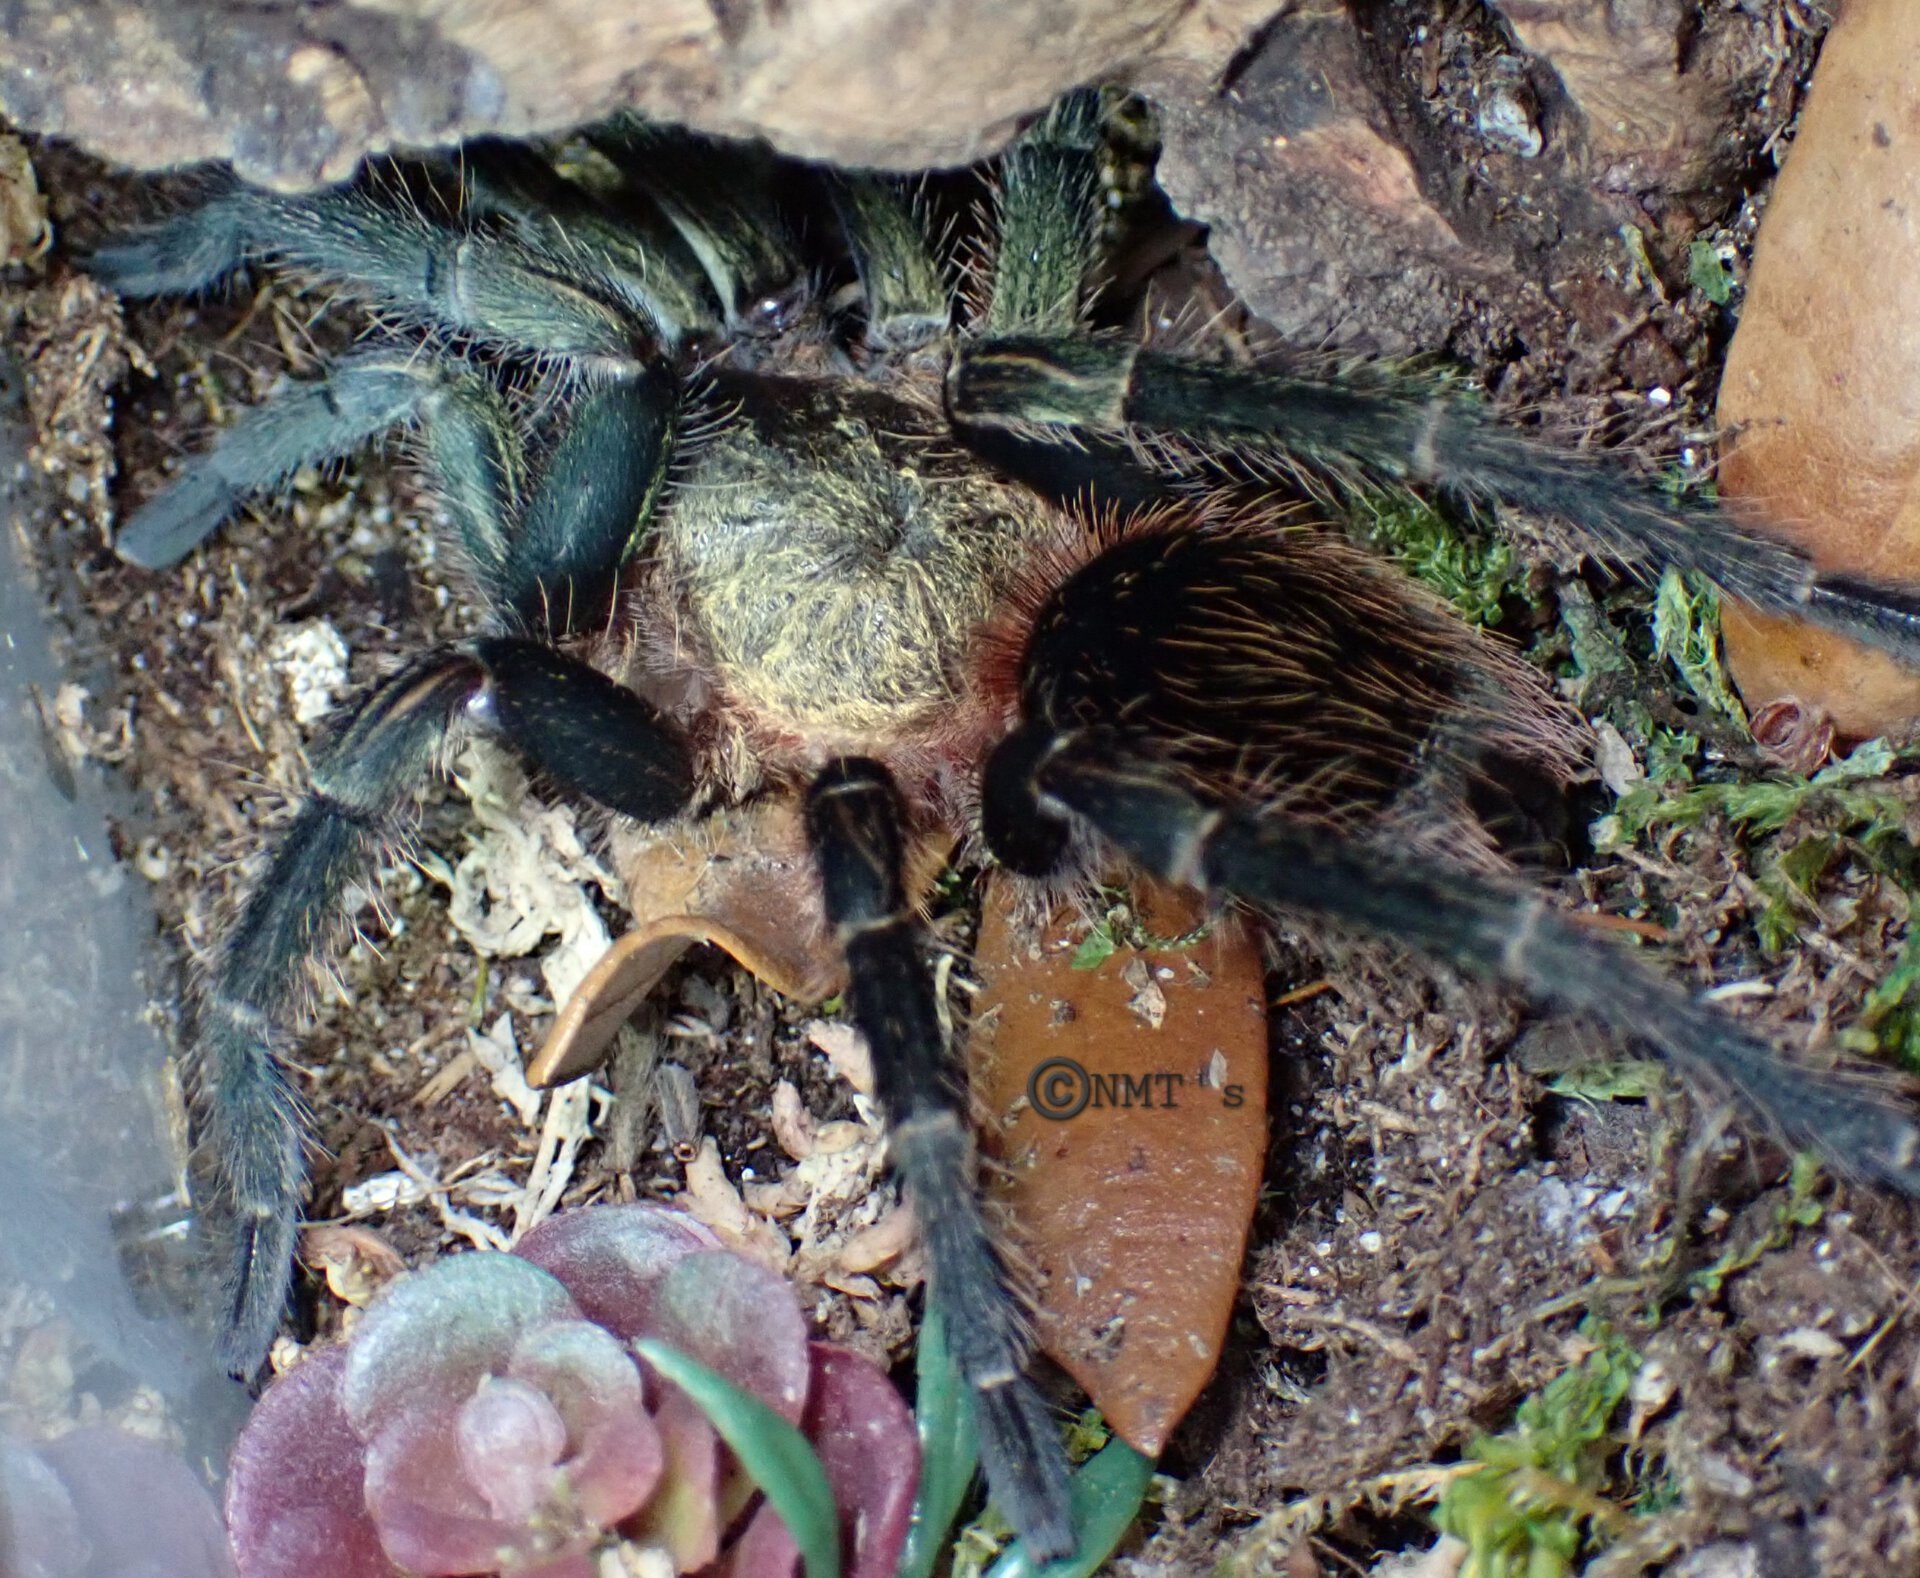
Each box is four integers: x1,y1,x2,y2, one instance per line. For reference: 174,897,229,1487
9,12,1920,1574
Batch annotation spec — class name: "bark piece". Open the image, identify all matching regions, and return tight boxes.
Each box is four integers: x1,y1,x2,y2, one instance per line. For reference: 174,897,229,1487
1,0,1246,187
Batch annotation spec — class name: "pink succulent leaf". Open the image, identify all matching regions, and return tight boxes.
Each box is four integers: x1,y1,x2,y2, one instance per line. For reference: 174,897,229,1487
505,1323,663,1529
503,1559,598,1578
456,1378,570,1523
363,1320,664,1575
344,1255,581,1436
623,1384,722,1571
2,1437,87,1578
226,1349,392,1578
801,1346,920,1578
717,1500,801,1578
515,1205,718,1343
37,1427,235,1578
648,1251,811,1424
365,1397,562,1575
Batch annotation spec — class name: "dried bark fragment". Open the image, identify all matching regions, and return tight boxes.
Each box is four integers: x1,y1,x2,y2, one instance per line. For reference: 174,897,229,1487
0,0,1250,187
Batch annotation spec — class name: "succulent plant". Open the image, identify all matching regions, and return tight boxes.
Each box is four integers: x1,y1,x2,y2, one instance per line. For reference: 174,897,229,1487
225,1205,919,1578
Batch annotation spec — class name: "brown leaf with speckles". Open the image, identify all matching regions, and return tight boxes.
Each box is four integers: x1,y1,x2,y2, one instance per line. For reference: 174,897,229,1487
1717,0,1920,738
971,874,1267,1455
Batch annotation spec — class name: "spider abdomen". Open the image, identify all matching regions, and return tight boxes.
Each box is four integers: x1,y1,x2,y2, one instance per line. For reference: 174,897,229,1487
1002,513,1585,849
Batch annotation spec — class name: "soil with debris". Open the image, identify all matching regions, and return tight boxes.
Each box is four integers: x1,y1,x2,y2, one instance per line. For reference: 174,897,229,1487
8,5,1920,1575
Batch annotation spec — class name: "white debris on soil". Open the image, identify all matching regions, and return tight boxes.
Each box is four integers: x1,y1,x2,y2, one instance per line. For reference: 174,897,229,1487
513,1075,594,1242
804,1018,874,1094
445,740,625,1006
1590,718,1645,796
266,619,350,725
467,1011,543,1127
341,1169,432,1216
46,680,134,765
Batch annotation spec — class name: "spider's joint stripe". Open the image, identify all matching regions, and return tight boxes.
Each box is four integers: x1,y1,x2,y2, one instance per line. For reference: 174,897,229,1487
1500,894,1552,984
204,995,272,1036
889,1110,966,1146
833,909,913,941
300,785,387,834
1410,397,1447,482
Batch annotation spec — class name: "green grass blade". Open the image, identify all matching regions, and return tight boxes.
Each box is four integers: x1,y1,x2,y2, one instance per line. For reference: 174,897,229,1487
634,1337,843,1578
984,1438,1155,1578
899,1304,981,1578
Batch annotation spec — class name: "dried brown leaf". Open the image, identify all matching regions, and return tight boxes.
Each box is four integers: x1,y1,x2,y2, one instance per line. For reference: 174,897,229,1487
971,873,1267,1453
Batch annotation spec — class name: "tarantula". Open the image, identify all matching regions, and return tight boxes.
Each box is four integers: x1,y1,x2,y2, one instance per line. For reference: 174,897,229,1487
87,91,1920,1561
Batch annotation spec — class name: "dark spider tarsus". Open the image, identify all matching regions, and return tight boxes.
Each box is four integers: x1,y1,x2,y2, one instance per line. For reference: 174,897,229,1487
804,759,1076,1563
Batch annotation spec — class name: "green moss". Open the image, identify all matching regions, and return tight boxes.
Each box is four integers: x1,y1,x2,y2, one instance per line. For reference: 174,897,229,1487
1350,489,1528,626
1651,569,1744,727
1432,1318,1645,1578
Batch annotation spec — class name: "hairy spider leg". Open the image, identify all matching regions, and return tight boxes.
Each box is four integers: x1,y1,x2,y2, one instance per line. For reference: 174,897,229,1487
804,760,1076,1563
948,336,1920,666
1011,725,1920,1197
585,117,809,335
190,365,690,1373
826,173,952,351
461,136,724,343
983,89,1105,336
464,368,679,634
88,182,649,367
113,351,446,570
956,90,1181,526
976,517,1920,1211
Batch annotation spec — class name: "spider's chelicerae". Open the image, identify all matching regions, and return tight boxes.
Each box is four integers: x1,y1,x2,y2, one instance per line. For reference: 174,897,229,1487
89,90,1920,1559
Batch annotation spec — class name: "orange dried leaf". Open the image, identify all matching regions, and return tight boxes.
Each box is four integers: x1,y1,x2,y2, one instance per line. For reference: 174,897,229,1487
1717,0,1920,737
971,873,1268,1454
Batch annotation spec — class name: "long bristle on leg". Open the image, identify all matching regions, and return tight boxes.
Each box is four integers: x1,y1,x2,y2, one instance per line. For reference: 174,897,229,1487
948,336,1920,667
996,724,1920,1197
803,759,1076,1563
